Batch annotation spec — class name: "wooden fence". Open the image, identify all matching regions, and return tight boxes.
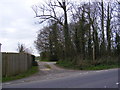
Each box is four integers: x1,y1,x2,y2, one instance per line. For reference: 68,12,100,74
0,52,2,83
2,52,33,77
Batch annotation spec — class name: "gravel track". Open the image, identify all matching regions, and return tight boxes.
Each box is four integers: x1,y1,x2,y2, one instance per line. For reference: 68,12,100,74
3,61,88,85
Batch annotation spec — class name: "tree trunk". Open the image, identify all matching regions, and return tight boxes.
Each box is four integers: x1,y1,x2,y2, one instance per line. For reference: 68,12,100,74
100,0,106,56
106,3,111,56
63,1,73,59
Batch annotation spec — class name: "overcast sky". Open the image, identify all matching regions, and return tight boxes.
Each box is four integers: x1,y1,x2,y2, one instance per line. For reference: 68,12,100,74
0,0,45,56
0,0,80,56
0,0,113,56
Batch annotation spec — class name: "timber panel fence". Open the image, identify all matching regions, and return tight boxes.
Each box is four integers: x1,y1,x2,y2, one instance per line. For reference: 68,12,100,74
0,52,1,89
2,52,33,77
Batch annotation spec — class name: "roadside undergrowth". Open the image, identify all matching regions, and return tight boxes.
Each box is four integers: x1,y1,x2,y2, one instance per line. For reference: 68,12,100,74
2,66,39,82
57,58,119,70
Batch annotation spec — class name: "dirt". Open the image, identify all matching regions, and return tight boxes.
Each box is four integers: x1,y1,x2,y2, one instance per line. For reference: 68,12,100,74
2,61,87,85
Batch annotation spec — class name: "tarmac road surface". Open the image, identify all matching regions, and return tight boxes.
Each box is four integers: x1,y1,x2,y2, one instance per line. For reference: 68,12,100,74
3,68,119,88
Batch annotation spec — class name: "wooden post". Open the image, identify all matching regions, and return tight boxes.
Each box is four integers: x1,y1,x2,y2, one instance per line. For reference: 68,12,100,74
0,43,1,52
0,43,2,89
93,44,95,61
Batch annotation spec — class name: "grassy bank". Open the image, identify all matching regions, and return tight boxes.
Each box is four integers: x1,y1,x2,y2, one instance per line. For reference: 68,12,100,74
40,59,56,62
2,66,39,82
57,59,119,70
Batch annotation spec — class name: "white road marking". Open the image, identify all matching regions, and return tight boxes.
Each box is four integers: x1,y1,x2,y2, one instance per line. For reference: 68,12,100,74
95,71,101,72
103,70,109,72
95,70,109,73
116,82,119,85
85,72,88,74
21,81,25,82
4,83,10,85
104,86,107,88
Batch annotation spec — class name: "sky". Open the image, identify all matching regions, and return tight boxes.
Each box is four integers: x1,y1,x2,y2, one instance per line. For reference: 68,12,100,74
0,0,115,56
0,0,80,56
0,0,44,56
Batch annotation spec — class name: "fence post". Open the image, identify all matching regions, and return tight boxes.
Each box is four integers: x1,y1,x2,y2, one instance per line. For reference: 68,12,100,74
0,43,2,89
0,43,1,52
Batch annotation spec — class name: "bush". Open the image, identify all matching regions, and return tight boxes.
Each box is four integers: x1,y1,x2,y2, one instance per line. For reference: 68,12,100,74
57,59,79,69
57,57,119,70
32,55,35,61
32,61,38,66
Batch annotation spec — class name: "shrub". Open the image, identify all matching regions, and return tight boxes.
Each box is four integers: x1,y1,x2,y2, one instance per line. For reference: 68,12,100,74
32,61,38,66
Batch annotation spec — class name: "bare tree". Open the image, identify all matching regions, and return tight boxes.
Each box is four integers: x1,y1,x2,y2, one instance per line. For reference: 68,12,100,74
34,0,119,68
33,0,74,59
17,43,26,53
17,43,33,54
99,0,106,56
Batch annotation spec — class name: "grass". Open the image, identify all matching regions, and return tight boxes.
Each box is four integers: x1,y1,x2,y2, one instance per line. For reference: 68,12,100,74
57,60,119,70
40,59,56,62
2,66,39,82
56,60,75,69
81,64,119,70
40,59,50,62
35,56,40,60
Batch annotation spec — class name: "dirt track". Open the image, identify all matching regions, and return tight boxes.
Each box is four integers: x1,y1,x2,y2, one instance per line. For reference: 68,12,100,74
3,61,87,85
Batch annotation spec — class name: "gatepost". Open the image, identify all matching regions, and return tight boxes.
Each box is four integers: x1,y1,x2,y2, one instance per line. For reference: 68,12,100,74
0,43,2,90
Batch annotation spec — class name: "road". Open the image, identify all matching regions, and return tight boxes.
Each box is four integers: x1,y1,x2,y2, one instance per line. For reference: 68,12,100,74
3,68,119,88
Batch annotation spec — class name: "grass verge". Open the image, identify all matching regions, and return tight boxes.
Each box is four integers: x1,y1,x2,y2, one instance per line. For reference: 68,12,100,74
57,60,119,70
40,59,56,62
2,66,39,82
82,64,119,70
40,59,50,62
